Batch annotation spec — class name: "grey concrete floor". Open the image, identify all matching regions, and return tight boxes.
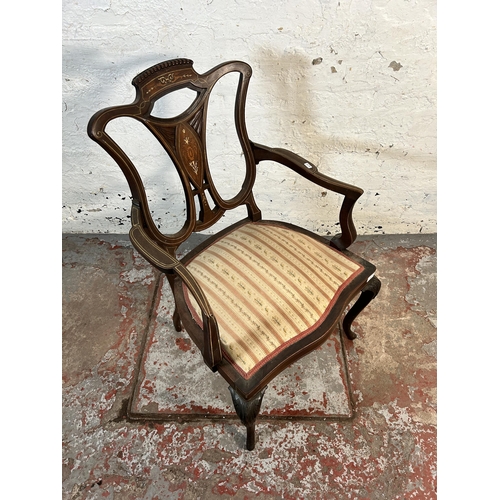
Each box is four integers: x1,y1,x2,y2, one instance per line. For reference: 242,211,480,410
62,231,437,499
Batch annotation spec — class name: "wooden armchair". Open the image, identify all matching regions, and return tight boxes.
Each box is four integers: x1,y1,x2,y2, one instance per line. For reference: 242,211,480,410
88,58,381,450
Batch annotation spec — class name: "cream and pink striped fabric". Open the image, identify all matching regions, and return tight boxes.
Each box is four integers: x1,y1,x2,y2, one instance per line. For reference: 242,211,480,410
183,223,362,378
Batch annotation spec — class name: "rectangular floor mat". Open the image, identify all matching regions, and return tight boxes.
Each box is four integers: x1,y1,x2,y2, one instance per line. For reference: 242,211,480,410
129,277,354,420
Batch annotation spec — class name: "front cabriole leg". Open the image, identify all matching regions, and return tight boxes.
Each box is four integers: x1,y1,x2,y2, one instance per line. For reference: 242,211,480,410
342,276,381,340
229,386,267,451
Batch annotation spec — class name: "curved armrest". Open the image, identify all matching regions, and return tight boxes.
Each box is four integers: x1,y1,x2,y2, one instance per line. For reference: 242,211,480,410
251,142,363,250
129,205,222,370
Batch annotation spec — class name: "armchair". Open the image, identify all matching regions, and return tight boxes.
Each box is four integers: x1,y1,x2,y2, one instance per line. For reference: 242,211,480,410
88,58,381,450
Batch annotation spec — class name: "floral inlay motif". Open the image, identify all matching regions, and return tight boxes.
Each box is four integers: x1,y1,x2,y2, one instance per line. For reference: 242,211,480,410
177,125,203,188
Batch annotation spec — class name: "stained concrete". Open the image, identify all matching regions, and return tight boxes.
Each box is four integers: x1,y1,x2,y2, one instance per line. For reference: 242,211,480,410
62,232,436,499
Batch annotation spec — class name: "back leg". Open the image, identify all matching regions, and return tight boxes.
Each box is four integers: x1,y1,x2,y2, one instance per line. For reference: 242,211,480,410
172,308,182,332
165,272,183,332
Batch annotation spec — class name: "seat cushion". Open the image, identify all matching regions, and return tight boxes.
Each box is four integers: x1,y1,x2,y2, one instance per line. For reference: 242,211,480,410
183,222,363,378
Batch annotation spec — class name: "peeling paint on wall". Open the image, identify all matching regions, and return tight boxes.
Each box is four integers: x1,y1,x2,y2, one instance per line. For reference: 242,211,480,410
62,0,436,236
389,61,403,71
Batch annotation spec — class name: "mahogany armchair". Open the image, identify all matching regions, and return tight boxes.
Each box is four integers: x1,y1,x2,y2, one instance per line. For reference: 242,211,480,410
88,58,381,450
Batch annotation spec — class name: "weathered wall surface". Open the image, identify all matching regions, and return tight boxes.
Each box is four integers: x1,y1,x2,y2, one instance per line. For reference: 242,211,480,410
62,0,436,236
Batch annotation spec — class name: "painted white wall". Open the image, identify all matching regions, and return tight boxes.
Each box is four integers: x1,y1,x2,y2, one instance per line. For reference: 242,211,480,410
62,0,436,236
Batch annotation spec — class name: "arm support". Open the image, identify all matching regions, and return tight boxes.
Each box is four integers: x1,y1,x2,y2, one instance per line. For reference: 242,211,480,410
251,142,363,250
129,205,222,370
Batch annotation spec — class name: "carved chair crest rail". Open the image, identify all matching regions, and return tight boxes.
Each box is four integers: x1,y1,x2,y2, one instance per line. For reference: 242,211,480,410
88,58,381,450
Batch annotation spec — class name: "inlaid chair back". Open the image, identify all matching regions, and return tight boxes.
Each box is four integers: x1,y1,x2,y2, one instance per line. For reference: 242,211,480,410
88,59,261,254
88,58,381,451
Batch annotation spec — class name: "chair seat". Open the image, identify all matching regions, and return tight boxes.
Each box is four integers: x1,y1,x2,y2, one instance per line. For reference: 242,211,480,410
183,222,365,379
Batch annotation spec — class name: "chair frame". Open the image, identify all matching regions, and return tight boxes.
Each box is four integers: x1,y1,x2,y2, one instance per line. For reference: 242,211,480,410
88,58,381,450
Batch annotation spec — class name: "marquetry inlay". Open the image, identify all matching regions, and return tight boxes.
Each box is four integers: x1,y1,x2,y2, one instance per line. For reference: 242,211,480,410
176,123,204,188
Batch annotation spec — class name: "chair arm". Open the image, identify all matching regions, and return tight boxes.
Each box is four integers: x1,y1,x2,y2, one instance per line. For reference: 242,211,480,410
251,142,363,250
252,143,363,198
129,207,222,370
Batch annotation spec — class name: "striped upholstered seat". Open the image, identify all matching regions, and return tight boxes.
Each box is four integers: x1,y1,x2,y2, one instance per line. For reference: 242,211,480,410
183,222,364,379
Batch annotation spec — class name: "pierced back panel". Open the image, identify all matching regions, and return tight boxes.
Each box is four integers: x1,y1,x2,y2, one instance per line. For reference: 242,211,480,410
88,59,261,251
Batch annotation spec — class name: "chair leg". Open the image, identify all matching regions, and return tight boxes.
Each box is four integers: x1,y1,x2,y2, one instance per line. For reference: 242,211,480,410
342,276,381,340
165,273,183,332
229,386,267,451
172,308,182,332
